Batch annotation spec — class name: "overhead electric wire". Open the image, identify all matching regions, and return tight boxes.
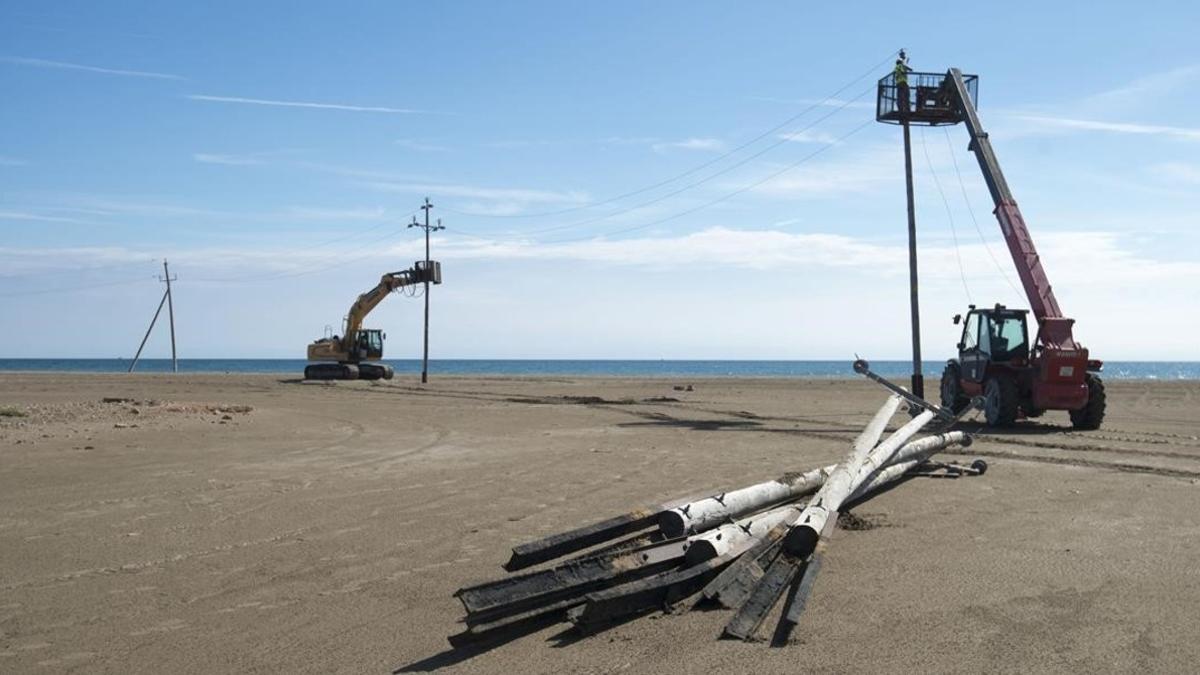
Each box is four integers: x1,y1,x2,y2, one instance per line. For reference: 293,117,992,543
942,127,1024,297
463,115,877,246
0,275,154,298
439,49,900,221
192,228,414,284
190,210,422,283
0,257,159,281
451,85,877,242
919,127,972,304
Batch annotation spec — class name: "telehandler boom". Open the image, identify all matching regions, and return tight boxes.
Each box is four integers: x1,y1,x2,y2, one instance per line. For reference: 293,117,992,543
877,67,1105,428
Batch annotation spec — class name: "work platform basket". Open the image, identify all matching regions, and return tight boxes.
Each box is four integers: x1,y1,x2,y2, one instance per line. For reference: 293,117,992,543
876,71,977,126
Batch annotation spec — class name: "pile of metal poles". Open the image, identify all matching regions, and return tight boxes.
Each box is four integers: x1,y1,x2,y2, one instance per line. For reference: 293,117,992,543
450,384,984,647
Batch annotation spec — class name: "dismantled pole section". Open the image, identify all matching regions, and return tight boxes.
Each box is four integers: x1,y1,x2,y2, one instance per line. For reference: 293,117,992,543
451,361,986,649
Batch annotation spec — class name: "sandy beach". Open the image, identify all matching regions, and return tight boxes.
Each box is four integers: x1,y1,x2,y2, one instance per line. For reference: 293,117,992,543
2,373,1199,673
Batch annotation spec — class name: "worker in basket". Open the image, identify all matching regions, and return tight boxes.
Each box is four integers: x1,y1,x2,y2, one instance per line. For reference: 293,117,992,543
894,50,912,114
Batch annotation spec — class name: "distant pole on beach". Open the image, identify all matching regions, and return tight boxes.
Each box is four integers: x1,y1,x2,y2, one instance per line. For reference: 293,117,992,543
161,260,178,372
410,198,444,384
128,259,178,373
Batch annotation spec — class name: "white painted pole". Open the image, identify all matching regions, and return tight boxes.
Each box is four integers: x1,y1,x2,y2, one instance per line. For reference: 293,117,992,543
659,395,901,538
686,430,969,565
658,466,829,538
683,503,802,564
782,409,936,556
847,430,970,501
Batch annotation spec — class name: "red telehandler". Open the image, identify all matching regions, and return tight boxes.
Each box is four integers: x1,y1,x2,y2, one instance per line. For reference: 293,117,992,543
878,68,1106,429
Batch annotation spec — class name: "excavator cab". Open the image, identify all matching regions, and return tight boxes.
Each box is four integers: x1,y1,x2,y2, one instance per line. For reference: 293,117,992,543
352,329,385,361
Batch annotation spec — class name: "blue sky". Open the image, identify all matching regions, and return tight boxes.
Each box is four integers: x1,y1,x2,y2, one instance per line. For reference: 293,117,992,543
2,1,1198,360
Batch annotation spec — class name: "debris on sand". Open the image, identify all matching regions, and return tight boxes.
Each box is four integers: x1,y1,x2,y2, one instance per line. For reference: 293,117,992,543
448,390,986,648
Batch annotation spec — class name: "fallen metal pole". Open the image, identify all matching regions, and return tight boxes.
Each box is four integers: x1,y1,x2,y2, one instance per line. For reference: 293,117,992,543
854,358,952,420
567,535,762,631
782,409,936,557
847,430,970,502
658,468,827,539
702,432,967,610
458,537,688,619
683,502,802,565
659,395,901,538
458,505,805,633
503,493,701,571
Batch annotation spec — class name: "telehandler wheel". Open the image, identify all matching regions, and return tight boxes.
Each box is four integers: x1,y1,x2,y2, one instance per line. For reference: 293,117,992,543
940,362,970,414
983,376,1019,427
1069,374,1106,430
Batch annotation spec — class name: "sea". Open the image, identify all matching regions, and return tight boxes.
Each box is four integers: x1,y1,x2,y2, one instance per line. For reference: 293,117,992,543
0,359,1196,380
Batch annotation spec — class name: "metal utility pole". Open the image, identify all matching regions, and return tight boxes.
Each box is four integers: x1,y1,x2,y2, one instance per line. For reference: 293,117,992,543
129,259,178,373
161,260,178,372
876,50,924,402
409,198,444,383
902,120,924,400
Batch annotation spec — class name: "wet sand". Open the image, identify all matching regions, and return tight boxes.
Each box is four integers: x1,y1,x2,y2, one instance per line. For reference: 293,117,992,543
2,373,1199,673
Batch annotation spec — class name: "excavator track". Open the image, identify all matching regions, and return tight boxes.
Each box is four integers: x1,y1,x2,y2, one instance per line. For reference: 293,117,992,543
304,363,360,381
358,364,395,381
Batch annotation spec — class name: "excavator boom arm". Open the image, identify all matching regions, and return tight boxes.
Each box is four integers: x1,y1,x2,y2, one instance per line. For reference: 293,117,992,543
944,68,1075,348
343,269,419,340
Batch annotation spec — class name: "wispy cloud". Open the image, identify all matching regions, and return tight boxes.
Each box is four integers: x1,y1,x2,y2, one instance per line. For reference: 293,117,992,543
187,94,427,114
282,206,387,221
1,56,182,80
1081,64,1200,114
1151,162,1200,184
747,144,898,199
0,210,95,225
599,136,661,147
484,139,561,150
396,139,451,153
779,130,839,144
652,137,726,153
0,155,28,167
1016,115,1200,141
752,95,875,110
364,181,590,205
193,153,264,166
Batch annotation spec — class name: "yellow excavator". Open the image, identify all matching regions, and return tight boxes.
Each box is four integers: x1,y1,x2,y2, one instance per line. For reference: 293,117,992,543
304,261,441,380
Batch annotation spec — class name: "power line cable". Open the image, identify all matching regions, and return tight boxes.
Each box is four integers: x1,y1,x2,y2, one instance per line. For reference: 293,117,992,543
942,127,1024,298
919,127,972,304
469,116,877,245
0,257,159,281
439,49,900,221
453,85,877,241
192,228,413,284
0,275,153,298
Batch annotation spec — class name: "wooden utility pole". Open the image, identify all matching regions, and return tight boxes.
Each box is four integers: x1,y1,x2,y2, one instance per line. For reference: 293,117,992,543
409,198,444,383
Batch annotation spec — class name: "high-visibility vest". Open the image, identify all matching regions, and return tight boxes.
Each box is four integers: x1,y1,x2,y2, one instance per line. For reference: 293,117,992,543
894,63,908,85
